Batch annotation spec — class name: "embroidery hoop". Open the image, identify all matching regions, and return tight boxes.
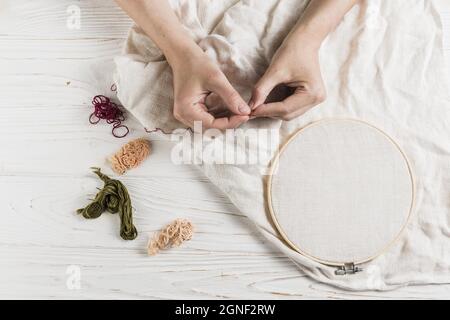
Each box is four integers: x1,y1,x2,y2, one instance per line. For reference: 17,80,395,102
267,119,415,269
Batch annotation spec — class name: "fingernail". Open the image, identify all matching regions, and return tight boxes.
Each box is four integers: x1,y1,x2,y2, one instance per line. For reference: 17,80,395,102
249,116,256,120
249,100,255,110
238,105,251,114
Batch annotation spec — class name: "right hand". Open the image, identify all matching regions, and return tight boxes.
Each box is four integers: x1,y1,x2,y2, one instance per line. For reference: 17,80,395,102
170,51,251,130
249,41,326,121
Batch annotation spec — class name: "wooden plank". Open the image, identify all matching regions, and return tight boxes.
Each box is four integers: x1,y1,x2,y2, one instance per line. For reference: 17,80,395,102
0,0,132,39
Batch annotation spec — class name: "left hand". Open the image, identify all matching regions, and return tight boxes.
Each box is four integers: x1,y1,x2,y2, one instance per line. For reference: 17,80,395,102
249,41,326,121
170,50,250,130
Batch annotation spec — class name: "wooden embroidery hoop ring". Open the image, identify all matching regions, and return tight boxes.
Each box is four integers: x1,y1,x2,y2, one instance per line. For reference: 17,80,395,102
267,118,415,267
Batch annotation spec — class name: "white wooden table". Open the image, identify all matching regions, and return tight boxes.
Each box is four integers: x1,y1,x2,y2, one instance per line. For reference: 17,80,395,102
0,0,449,299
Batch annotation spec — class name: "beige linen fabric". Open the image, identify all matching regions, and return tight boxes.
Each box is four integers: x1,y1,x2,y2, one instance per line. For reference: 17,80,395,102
114,0,450,290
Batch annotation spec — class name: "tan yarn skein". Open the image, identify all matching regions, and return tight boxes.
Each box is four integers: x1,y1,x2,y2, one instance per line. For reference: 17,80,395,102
110,138,151,174
148,219,194,255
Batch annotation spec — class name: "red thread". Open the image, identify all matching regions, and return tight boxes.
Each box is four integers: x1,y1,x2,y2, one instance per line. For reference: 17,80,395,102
145,127,193,135
90,94,129,138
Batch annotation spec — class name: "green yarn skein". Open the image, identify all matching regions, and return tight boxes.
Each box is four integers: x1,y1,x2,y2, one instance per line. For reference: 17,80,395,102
77,167,138,240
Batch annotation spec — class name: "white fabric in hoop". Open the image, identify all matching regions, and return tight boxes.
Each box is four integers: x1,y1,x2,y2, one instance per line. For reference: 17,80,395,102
268,119,414,266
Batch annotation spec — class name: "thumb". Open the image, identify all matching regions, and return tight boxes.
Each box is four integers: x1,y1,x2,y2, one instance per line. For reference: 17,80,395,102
249,71,280,110
209,76,250,115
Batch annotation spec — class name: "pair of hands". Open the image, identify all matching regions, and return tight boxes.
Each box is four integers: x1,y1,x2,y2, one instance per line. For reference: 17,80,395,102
171,42,326,130
115,0,359,129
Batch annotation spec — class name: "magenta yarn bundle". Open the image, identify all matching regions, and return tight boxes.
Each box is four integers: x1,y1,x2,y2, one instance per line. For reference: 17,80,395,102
89,94,129,138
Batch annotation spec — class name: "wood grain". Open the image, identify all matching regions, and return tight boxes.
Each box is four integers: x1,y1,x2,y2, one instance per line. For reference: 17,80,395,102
0,0,449,299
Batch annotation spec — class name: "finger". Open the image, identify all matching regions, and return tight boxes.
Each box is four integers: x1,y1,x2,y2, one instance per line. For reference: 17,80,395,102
183,103,249,130
251,92,315,120
195,113,249,130
207,115,249,130
249,71,281,110
250,101,287,119
208,76,251,116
